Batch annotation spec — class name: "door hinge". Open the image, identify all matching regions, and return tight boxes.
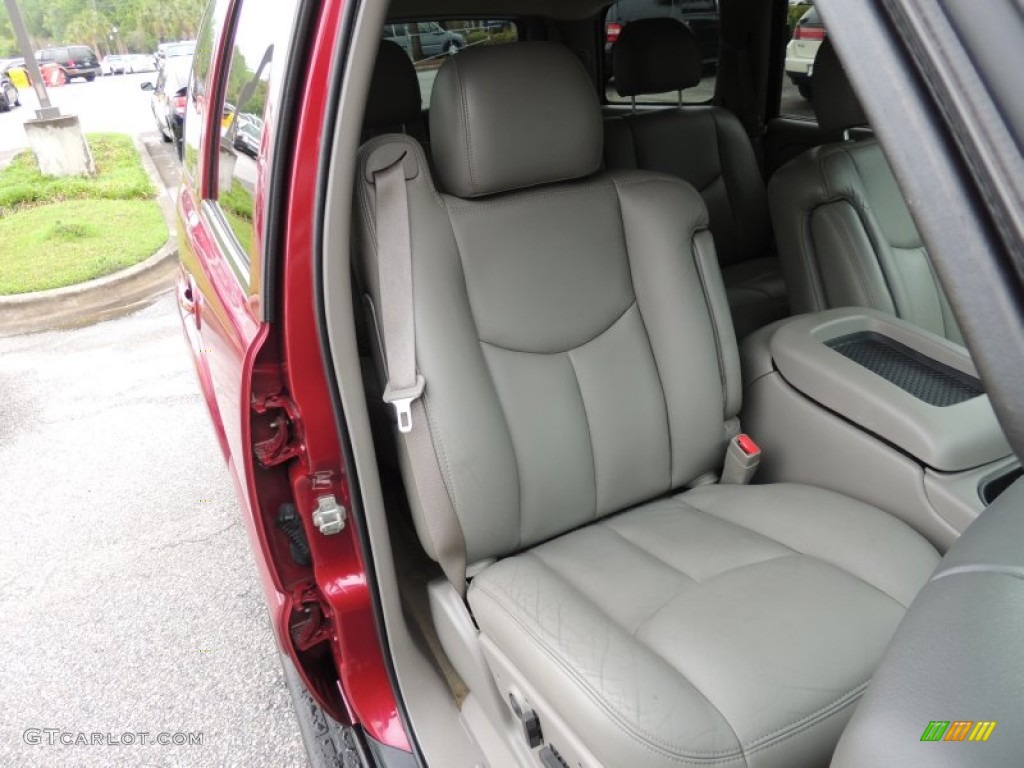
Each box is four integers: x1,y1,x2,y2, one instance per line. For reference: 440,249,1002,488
252,393,304,468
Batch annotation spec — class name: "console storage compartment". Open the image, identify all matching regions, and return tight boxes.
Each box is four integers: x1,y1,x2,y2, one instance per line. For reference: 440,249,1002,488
741,308,1016,551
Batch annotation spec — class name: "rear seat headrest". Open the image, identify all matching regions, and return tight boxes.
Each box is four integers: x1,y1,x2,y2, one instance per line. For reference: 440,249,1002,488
612,18,702,97
429,42,602,198
812,39,867,132
364,39,422,129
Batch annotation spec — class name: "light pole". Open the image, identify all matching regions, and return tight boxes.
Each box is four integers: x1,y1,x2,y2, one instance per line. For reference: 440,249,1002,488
3,0,58,117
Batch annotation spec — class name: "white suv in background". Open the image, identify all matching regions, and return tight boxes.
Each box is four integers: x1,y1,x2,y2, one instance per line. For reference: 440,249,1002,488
786,6,825,99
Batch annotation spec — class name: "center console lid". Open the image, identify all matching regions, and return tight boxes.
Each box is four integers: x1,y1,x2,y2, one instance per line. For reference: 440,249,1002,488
767,309,1009,472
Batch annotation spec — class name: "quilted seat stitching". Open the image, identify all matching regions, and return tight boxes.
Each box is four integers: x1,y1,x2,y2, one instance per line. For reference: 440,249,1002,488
474,560,872,764
473,563,746,762
474,493,911,759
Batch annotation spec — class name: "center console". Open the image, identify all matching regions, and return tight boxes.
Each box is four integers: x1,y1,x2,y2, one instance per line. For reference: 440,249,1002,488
741,308,1018,551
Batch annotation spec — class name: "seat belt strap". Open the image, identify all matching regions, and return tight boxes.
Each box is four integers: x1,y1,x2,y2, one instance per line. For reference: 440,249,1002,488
373,154,467,596
375,156,424,433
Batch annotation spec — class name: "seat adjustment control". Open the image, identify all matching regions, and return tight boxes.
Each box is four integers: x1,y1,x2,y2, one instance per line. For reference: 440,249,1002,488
508,694,543,748
539,745,568,768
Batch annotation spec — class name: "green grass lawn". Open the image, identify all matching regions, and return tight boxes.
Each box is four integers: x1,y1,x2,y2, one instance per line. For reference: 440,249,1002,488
0,200,168,295
0,133,167,294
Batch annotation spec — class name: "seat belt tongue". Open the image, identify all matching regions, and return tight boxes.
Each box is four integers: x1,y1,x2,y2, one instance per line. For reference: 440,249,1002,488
721,433,761,485
383,374,425,433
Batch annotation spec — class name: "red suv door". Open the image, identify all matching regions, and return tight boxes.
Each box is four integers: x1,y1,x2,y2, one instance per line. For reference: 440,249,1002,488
174,0,406,752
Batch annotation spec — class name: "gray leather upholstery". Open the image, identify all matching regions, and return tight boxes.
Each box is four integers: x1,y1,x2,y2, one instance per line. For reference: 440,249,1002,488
612,17,702,96
429,42,602,197
769,43,963,343
832,478,1024,768
474,484,938,768
364,40,422,132
605,19,787,338
812,40,866,133
355,42,938,768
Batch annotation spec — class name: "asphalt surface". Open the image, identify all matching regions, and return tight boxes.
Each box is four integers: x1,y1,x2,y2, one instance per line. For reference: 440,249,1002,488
0,73,156,153
0,295,307,767
1,75,306,766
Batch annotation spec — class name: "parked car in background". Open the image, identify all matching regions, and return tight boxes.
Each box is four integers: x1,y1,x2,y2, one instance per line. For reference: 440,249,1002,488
34,45,100,81
0,71,20,111
786,6,826,99
101,54,128,76
128,53,156,73
382,22,465,59
155,40,197,68
232,112,262,157
141,55,192,144
605,0,720,72
0,57,25,73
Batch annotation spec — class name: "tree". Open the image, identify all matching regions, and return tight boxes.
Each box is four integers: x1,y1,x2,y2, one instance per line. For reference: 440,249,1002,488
64,8,109,56
7,0,207,53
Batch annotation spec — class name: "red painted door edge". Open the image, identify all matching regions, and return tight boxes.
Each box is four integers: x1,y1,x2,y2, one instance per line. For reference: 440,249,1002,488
279,0,409,751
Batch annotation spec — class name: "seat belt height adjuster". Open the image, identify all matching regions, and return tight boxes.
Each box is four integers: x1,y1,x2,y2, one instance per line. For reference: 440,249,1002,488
383,374,425,433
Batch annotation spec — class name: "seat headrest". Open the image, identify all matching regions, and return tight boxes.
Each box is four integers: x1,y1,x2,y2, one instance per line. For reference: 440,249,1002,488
364,40,422,129
429,42,602,198
612,18,702,97
812,39,867,132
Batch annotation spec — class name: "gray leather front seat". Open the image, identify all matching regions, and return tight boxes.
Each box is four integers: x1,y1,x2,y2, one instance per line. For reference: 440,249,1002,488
769,40,963,343
604,18,788,338
356,42,938,768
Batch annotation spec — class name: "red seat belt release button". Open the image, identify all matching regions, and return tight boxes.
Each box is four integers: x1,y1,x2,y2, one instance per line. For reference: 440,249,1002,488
721,433,761,485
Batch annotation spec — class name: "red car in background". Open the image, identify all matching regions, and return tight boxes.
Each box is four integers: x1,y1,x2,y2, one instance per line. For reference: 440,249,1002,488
175,0,1024,766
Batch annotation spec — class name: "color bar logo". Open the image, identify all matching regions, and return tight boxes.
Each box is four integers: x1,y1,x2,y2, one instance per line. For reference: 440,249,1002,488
921,721,997,742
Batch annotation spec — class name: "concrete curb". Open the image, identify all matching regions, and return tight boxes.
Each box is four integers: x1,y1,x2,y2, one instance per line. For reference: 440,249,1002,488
0,135,179,337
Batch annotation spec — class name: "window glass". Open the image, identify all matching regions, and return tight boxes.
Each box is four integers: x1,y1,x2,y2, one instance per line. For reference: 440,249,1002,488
604,0,719,105
780,3,822,119
183,0,230,182
381,21,519,106
213,0,300,264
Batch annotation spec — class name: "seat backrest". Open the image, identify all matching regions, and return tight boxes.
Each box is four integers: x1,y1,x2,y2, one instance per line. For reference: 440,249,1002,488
362,39,425,141
355,42,741,566
603,18,771,269
769,40,963,343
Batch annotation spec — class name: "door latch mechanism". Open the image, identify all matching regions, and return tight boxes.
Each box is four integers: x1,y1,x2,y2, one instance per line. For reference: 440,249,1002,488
312,495,346,535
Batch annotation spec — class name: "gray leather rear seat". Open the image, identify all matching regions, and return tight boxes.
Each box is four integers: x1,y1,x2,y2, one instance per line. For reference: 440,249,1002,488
355,41,938,768
604,18,788,338
363,39,425,141
769,40,963,343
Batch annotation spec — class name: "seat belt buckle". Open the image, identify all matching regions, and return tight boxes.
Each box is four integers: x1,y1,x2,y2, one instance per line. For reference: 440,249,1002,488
383,374,425,434
721,433,761,485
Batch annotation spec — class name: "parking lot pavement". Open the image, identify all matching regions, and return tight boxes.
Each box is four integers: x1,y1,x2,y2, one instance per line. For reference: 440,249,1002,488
0,73,158,153
0,294,306,767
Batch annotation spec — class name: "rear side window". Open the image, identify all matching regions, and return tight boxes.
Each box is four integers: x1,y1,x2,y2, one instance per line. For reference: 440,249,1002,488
604,0,720,105
211,0,301,268
382,21,519,105
780,3,824,119
184,0,231,182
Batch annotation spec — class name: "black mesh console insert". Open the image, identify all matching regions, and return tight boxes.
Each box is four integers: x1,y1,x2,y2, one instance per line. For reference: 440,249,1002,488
826,332,983,407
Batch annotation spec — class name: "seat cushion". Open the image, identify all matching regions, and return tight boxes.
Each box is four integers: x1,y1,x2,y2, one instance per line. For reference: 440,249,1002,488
468,483,938,768
721,256,789,338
